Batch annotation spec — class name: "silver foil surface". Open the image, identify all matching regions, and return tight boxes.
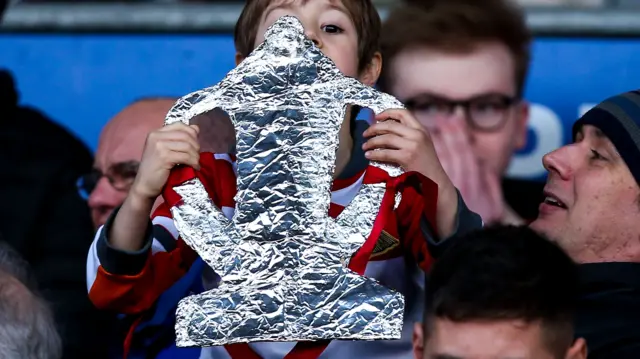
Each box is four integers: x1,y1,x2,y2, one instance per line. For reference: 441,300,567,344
165,15,407,347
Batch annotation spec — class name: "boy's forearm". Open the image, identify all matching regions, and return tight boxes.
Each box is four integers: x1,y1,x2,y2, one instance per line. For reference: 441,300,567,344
109,191,155,252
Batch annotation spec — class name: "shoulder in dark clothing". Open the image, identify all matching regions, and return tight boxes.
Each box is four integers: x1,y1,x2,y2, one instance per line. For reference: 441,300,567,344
575,263,640,358
0,70,119,359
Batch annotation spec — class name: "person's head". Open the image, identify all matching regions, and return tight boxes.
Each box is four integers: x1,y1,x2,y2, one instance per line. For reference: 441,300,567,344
0,240,37,292
233,0,382,87
0,273,61,359
415,225,586,359
80,97,175,228
379,0,531,176
0,242,61,359
530,90,640,263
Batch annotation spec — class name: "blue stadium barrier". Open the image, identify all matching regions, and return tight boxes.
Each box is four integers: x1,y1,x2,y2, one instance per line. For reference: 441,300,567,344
1,33,638,181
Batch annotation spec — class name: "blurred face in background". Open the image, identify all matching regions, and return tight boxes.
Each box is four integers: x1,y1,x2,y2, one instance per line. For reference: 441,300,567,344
79,99,173,228
386,43,529,177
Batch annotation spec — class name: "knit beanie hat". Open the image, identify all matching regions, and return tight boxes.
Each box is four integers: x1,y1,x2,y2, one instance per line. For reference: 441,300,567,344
573,90,640,183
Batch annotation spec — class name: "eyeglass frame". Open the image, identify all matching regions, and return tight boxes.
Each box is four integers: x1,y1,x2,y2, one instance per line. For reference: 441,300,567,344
76,161,140,200
402,92,521,132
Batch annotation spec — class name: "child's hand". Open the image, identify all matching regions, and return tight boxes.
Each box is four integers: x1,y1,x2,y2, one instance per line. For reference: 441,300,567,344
131,122,201,201
362,109,459,237
362,109,450,186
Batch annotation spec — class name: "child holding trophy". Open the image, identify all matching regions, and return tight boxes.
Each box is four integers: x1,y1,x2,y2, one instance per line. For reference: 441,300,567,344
86,1,482,358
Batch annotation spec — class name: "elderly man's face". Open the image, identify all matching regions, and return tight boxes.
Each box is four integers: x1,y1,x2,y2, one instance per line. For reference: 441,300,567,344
86,100,173,228
530,125,640,263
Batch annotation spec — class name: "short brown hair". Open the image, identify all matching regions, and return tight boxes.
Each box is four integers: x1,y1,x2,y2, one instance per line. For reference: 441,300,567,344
379,0,532,96
425,225,578,358
234,0,382,71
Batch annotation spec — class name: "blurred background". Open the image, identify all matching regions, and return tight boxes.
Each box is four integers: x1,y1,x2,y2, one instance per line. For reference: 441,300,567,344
1,0,639,181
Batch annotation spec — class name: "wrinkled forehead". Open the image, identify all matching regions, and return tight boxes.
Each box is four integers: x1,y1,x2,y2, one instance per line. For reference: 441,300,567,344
95,126,146,169
96,100,173,167
96,117,160,168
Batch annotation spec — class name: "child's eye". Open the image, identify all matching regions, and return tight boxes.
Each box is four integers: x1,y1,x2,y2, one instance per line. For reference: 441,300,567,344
321,24,344,34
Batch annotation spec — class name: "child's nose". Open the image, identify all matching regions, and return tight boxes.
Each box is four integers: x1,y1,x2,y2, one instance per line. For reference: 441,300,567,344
305,29,322,48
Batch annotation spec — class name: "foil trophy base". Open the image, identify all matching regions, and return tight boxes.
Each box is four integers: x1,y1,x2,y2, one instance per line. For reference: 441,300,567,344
175,268,404,347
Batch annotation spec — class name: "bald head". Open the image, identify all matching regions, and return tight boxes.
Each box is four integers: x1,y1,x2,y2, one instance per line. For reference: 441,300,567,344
89,97,176,227
97,98,174,165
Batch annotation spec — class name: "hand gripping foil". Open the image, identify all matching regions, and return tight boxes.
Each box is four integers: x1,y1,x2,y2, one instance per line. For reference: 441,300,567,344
164,15,407,347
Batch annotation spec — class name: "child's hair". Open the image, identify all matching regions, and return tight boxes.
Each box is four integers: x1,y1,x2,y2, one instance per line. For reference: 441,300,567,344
234,0,381,72
379,0,531,96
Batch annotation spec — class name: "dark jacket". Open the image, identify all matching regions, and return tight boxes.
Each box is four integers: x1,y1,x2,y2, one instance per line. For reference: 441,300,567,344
503,177,545,223
576,262,640,358
0,70,116,358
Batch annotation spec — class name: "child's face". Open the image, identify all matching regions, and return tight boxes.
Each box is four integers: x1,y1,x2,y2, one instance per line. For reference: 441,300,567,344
253,0,364,82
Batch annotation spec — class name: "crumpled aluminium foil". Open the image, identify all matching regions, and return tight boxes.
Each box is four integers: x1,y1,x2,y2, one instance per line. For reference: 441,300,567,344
165,15,407,347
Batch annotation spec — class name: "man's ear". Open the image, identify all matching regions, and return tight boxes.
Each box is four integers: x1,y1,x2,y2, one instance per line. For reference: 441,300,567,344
514,100,530,150
359,51,382,87
235,52,245,67
565,337,587,359
413,322,425,359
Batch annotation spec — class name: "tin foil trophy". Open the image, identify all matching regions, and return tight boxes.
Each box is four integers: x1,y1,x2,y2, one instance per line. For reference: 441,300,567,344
164,16,407,348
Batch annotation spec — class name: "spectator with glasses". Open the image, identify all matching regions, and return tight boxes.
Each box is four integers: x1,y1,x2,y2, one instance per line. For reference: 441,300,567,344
78,97,175,228
71,97,177,358
380,0,542,225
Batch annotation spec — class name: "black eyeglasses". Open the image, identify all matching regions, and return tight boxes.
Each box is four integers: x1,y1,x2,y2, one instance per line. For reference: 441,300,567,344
76,161,140,200
404,93,519,132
